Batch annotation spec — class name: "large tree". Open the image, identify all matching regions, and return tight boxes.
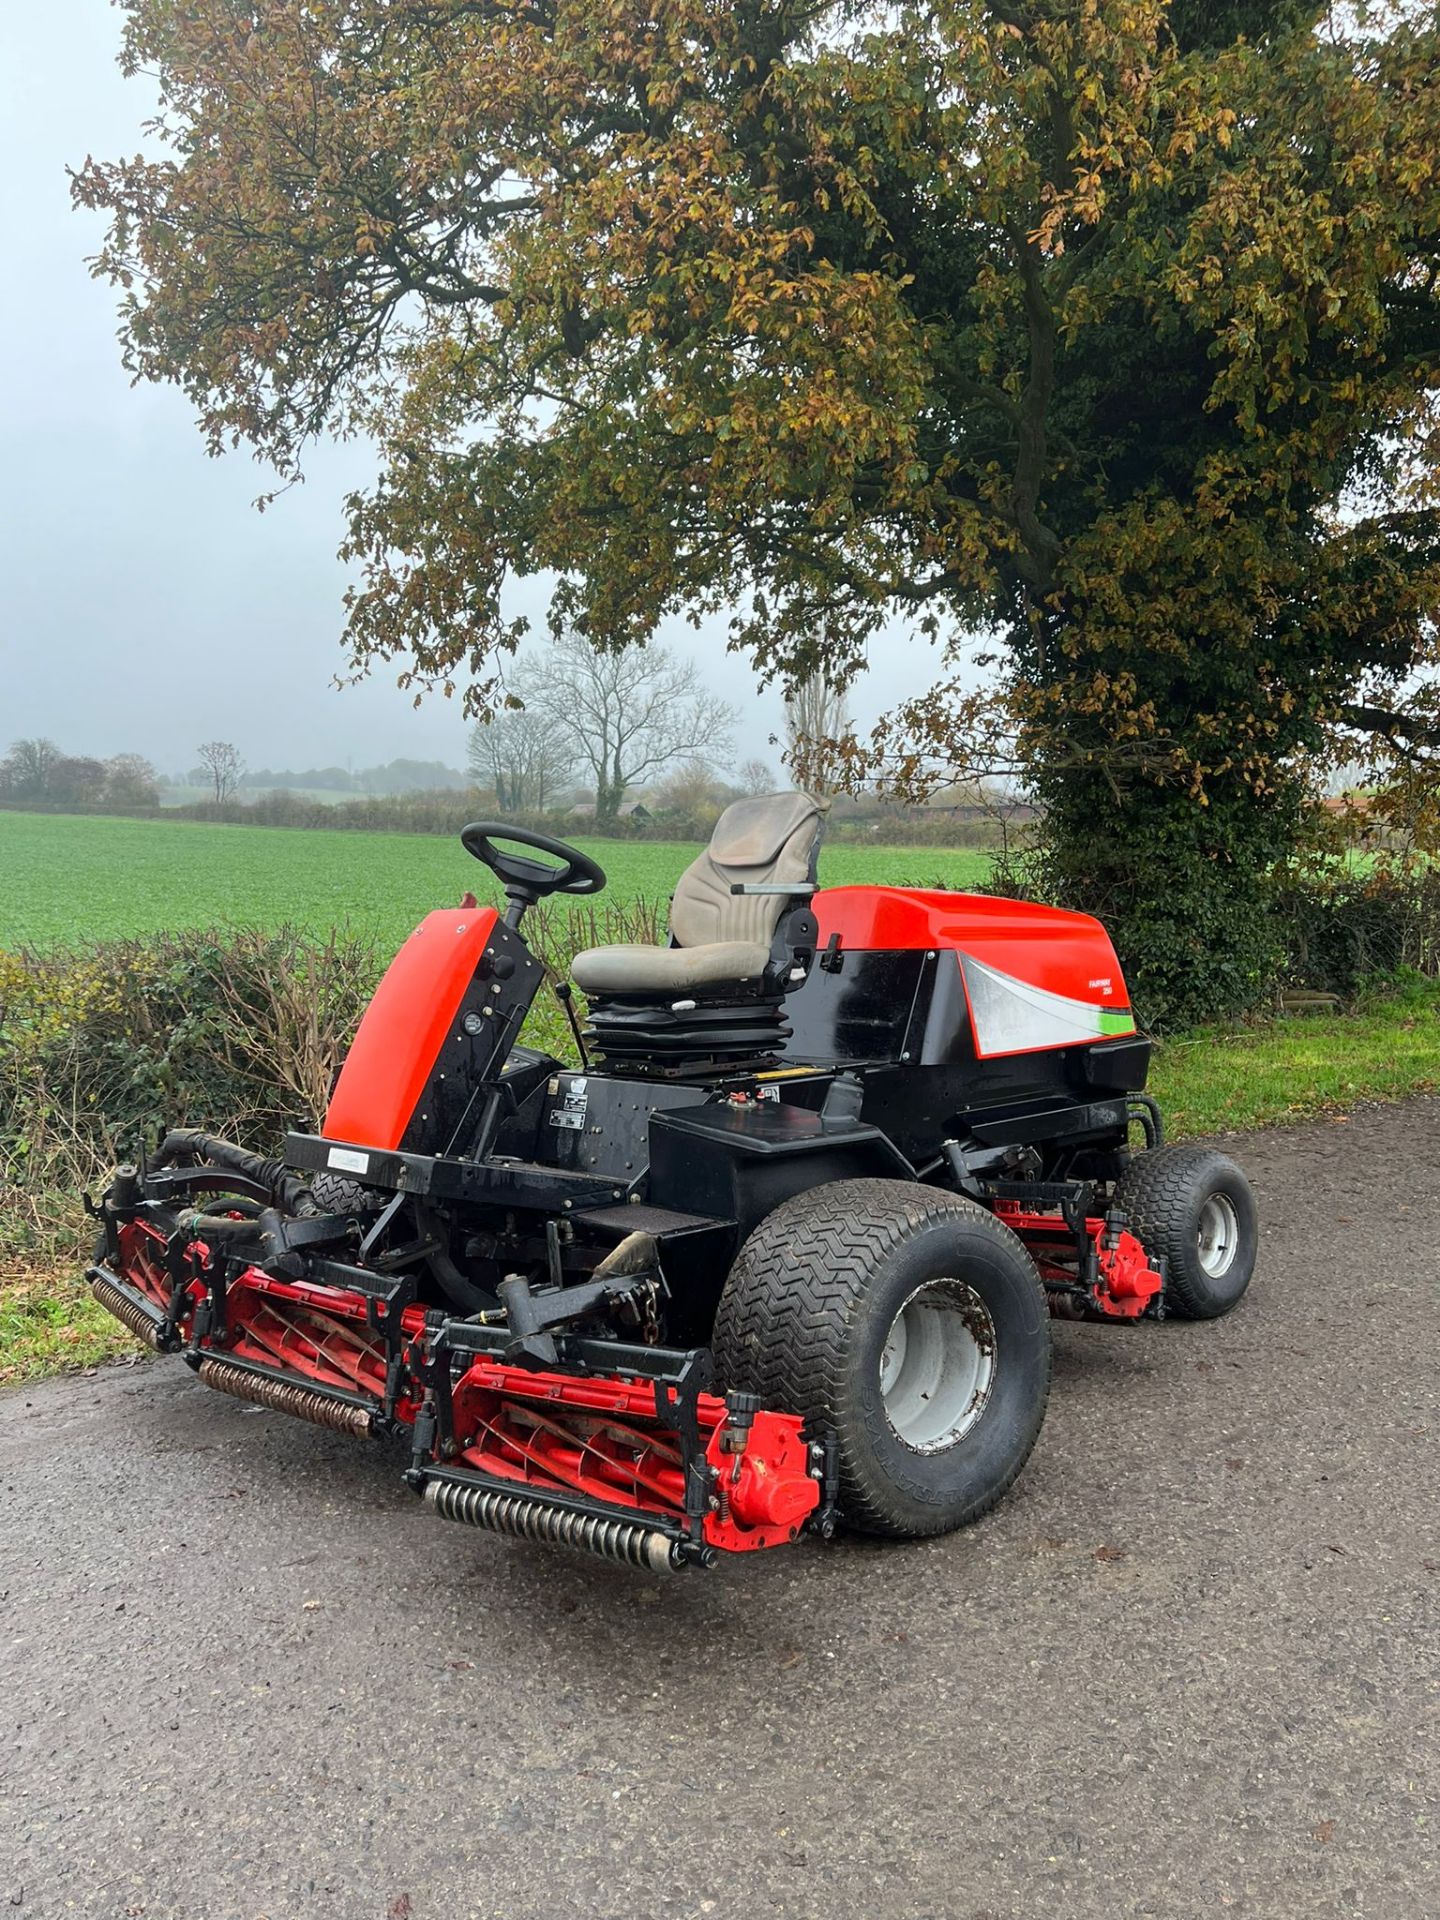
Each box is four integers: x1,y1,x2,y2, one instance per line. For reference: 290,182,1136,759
1,738,63,799
77,0,1440,1019
522,629,735,822
105,753,161,809
468,704,569,813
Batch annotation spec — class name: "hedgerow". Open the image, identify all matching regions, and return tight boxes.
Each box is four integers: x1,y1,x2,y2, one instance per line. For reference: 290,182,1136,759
4,872,1435,1272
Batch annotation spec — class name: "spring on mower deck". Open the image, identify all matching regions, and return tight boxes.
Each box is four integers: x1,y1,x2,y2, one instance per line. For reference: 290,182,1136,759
196,1357,375,1438
424,1479,683,1574
90,1273,164,1351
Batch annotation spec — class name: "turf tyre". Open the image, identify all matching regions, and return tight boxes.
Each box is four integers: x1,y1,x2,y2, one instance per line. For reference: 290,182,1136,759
1115,1144,1257,1320
309,1171,384,1217
712,1179,1051,1538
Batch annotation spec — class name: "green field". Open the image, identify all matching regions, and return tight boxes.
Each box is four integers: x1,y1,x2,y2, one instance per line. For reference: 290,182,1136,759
0,811,994,950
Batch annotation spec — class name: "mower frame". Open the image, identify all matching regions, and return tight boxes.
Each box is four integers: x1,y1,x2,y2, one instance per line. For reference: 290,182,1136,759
85,817,1256,1571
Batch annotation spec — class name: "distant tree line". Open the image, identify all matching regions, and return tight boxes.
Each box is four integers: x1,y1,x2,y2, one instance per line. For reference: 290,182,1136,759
3,637,866,836
0,702,1022,849
233,756,469,796
160,787,491,836
2,638,1009,844
0,738,161,810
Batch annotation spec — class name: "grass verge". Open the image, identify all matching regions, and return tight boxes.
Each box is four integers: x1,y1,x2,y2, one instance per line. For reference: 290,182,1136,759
1151,973,1439,1137
0,1263,138,1385
4,975,1436,1387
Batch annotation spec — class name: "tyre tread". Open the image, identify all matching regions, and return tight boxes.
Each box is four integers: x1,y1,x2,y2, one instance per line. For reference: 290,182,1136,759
712,1179,1050,1536
1116,1144,1254,1320
308,1170,384,1217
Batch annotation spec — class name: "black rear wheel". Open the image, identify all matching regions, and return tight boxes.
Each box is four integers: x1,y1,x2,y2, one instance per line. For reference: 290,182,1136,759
712,1179,1051,1538
1115,1144,1258,1319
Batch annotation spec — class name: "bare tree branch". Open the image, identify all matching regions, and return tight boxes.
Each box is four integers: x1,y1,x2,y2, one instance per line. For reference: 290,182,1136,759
521,631,736,822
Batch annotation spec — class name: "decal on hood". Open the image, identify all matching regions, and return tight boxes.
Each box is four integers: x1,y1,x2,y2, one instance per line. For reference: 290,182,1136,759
961,954,1136,1059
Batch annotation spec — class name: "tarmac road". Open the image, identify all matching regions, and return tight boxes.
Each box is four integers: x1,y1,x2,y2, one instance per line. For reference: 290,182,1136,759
2,1100,1436,1920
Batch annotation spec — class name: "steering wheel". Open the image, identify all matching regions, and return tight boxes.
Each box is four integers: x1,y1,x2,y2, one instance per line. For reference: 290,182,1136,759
460,822,607,914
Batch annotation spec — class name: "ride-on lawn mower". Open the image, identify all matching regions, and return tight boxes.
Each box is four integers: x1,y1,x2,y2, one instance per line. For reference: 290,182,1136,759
87,794,1258,1572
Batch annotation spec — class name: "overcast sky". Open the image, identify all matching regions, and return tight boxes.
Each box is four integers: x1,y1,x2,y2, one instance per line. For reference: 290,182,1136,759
0,4,953,781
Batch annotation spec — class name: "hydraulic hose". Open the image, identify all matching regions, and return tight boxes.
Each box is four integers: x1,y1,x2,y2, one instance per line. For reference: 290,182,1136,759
159,1132,495,1309
173,1205,302,1271
153,1129,322,1218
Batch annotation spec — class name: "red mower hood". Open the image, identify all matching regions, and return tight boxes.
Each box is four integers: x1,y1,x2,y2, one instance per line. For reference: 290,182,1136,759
812,886,1138,1060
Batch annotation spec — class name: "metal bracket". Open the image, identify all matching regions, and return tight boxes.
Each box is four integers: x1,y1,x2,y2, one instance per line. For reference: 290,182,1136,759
357,1190,408,1264
647,1348,717,1547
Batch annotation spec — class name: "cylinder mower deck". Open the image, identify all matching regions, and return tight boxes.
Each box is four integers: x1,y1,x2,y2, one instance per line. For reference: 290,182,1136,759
84,806,1258,1573
90,1223,822,1570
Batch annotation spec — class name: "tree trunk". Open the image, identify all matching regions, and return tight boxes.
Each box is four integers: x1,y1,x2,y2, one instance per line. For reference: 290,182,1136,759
595,752,624,824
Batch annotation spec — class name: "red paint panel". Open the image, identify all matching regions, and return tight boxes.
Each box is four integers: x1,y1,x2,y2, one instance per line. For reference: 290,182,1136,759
323,906,500,1151
813,885,1131,1011
190,1266,428,1420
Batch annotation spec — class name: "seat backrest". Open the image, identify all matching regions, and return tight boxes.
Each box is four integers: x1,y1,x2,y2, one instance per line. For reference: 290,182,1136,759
669,792,825,949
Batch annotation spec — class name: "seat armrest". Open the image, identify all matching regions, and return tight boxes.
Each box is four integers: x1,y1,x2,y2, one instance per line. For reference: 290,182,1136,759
728,882,818,896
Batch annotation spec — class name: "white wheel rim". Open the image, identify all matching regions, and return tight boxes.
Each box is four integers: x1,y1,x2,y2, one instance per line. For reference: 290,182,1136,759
879,1280,996,1453
1197,1193,1240,1278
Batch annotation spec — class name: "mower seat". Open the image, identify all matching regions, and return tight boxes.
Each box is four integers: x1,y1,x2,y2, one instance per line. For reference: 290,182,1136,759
570,791,823,998
567,939,775,994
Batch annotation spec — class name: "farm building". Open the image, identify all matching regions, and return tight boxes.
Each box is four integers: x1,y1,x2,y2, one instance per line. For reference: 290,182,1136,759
568,798,654,823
